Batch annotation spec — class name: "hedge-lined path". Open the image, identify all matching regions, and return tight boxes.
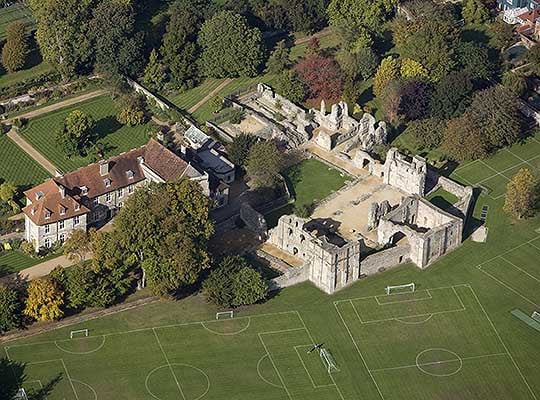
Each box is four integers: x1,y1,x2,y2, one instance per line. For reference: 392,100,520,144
187,78,233,114
7,129,58,175
5,89,107,124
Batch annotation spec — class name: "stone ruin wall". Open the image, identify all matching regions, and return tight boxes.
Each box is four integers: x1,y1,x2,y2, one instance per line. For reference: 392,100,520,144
377,197,463,268
360,245,411,276
268,215,361,294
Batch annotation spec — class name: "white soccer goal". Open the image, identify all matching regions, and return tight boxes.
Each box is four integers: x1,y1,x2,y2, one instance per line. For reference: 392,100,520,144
320,348,339,374
532,311,540,322
14,388,28,400
216,311,234,320
70,329,89,339
386,282,415,295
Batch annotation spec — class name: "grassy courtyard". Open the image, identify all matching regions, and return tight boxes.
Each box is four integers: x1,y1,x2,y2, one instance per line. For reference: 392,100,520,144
20,95,153,173
0,134,50,187
265,158,349,227
0,250,57,277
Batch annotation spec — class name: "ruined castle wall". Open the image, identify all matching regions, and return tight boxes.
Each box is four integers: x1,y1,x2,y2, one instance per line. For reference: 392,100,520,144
416,200,455,228
383,149,427,195
420,222,462,268
360,245,411,276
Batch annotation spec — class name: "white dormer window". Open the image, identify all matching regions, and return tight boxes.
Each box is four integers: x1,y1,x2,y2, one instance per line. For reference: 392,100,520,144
60,207,66,215
45,211,51,219
126,170,134,179
75,203,80,211
35,191,44,200
104,178,111,188
81,186,88,195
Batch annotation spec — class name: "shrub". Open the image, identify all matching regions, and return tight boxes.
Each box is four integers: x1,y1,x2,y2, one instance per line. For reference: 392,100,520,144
203,256,267,307
0,285,22,333
20,240,35,255
229,109,245,125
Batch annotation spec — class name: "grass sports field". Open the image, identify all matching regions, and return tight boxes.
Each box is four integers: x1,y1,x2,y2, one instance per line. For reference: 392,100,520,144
20,95,152,173
0,134,50,186
450,131,540,199
0,2,34,40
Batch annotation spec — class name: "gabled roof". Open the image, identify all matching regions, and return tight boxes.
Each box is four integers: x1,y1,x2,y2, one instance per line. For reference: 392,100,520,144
518,7,540,21
23,180,90,225
23,139,193,225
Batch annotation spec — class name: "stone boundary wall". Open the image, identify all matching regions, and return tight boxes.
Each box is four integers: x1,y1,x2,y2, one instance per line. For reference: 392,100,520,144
426,170,474,222
126,78,170,111
205,121,234,143
360,245,411,276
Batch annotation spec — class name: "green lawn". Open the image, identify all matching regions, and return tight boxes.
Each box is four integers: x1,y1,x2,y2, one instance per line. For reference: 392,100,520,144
0,2,34,41
0,250,53,277
427,188,459,212
2,115,540,399
265,158,348,227
0,134,50,187
20,95,153,173
167,29,339,123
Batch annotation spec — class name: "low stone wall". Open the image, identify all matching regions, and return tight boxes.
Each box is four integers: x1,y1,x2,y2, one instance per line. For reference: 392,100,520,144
205,121,234,143
126,78,170,111
268,264,309,291
426,171,474,222
360,245,411,276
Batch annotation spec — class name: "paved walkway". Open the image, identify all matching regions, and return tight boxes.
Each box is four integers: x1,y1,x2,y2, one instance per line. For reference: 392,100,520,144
7,128,59,175
0,254,74,284
188,78,233,114
5,89,107,124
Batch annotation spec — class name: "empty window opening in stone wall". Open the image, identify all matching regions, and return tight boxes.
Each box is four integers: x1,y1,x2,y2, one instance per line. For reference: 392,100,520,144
300,234,305,243
293,247,299,255
389,231,408,246
288,228,293,236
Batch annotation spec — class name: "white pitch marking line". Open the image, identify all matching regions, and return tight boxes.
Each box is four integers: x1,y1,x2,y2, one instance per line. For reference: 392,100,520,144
368,352,508,373
60,359,80,400
501,256,540,284
257,333,293,400
334,302,386,400
152,328,186,400
200,317,251,336
477,265,540,309
468,286,539,400
256,354,284,389
375,290,432,305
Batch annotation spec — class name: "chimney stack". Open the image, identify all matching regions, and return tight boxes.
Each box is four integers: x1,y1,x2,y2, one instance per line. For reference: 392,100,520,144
58,185,65,198
99,160,109,176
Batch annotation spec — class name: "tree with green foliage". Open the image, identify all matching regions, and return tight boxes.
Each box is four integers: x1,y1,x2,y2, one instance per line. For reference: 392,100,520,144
160,0,204,90
456,41,491,81
400,58,429,80
373,57,400,98
355,47,379,79
114,180,214,297
227,133,258,166
55,110,95,157
24,279,64,321
527,44,540,75
30,0,93,80
265,40,291,74
487,20,514,51
0,181,17,203
116,94,148,126
403,117,445,150
88,0,143,78
63,229,90,263
274,70,307,104
203,256,267,307
429,71,473,119
1,21,28,73
90,229,137,307
209,96,224,113
198,11,264,78
462,0,490,25
0,285,21,333
334,24,373,53
392,1,459,81
143,49,166,90
502,71,527,97
327,0,397,36
443,86,521,161
246,140,284,188
504,168,539,219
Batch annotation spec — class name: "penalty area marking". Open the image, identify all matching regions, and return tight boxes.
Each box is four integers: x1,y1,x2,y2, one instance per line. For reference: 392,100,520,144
145,363,210,400
256,354,284,389
394,314,434,324
200,317,251,336
54,336,106,355
71,379,98,400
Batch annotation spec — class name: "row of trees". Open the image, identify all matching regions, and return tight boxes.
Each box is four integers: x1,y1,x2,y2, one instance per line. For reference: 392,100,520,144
0,179,269,333
2,21,28,73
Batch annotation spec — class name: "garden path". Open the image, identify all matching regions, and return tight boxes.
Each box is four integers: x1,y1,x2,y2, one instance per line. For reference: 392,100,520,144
0,254,73,283
188,78,233,114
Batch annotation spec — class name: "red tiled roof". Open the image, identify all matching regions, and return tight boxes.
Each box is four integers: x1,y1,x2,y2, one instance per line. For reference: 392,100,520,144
518,7,540,22
23,139,190,225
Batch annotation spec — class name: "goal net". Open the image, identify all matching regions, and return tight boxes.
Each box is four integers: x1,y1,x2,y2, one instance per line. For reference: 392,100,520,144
532,311,540,322
70,329,88,339
320,348,339,373
386,282,415,295
14,388,28,400
216,311,234,320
